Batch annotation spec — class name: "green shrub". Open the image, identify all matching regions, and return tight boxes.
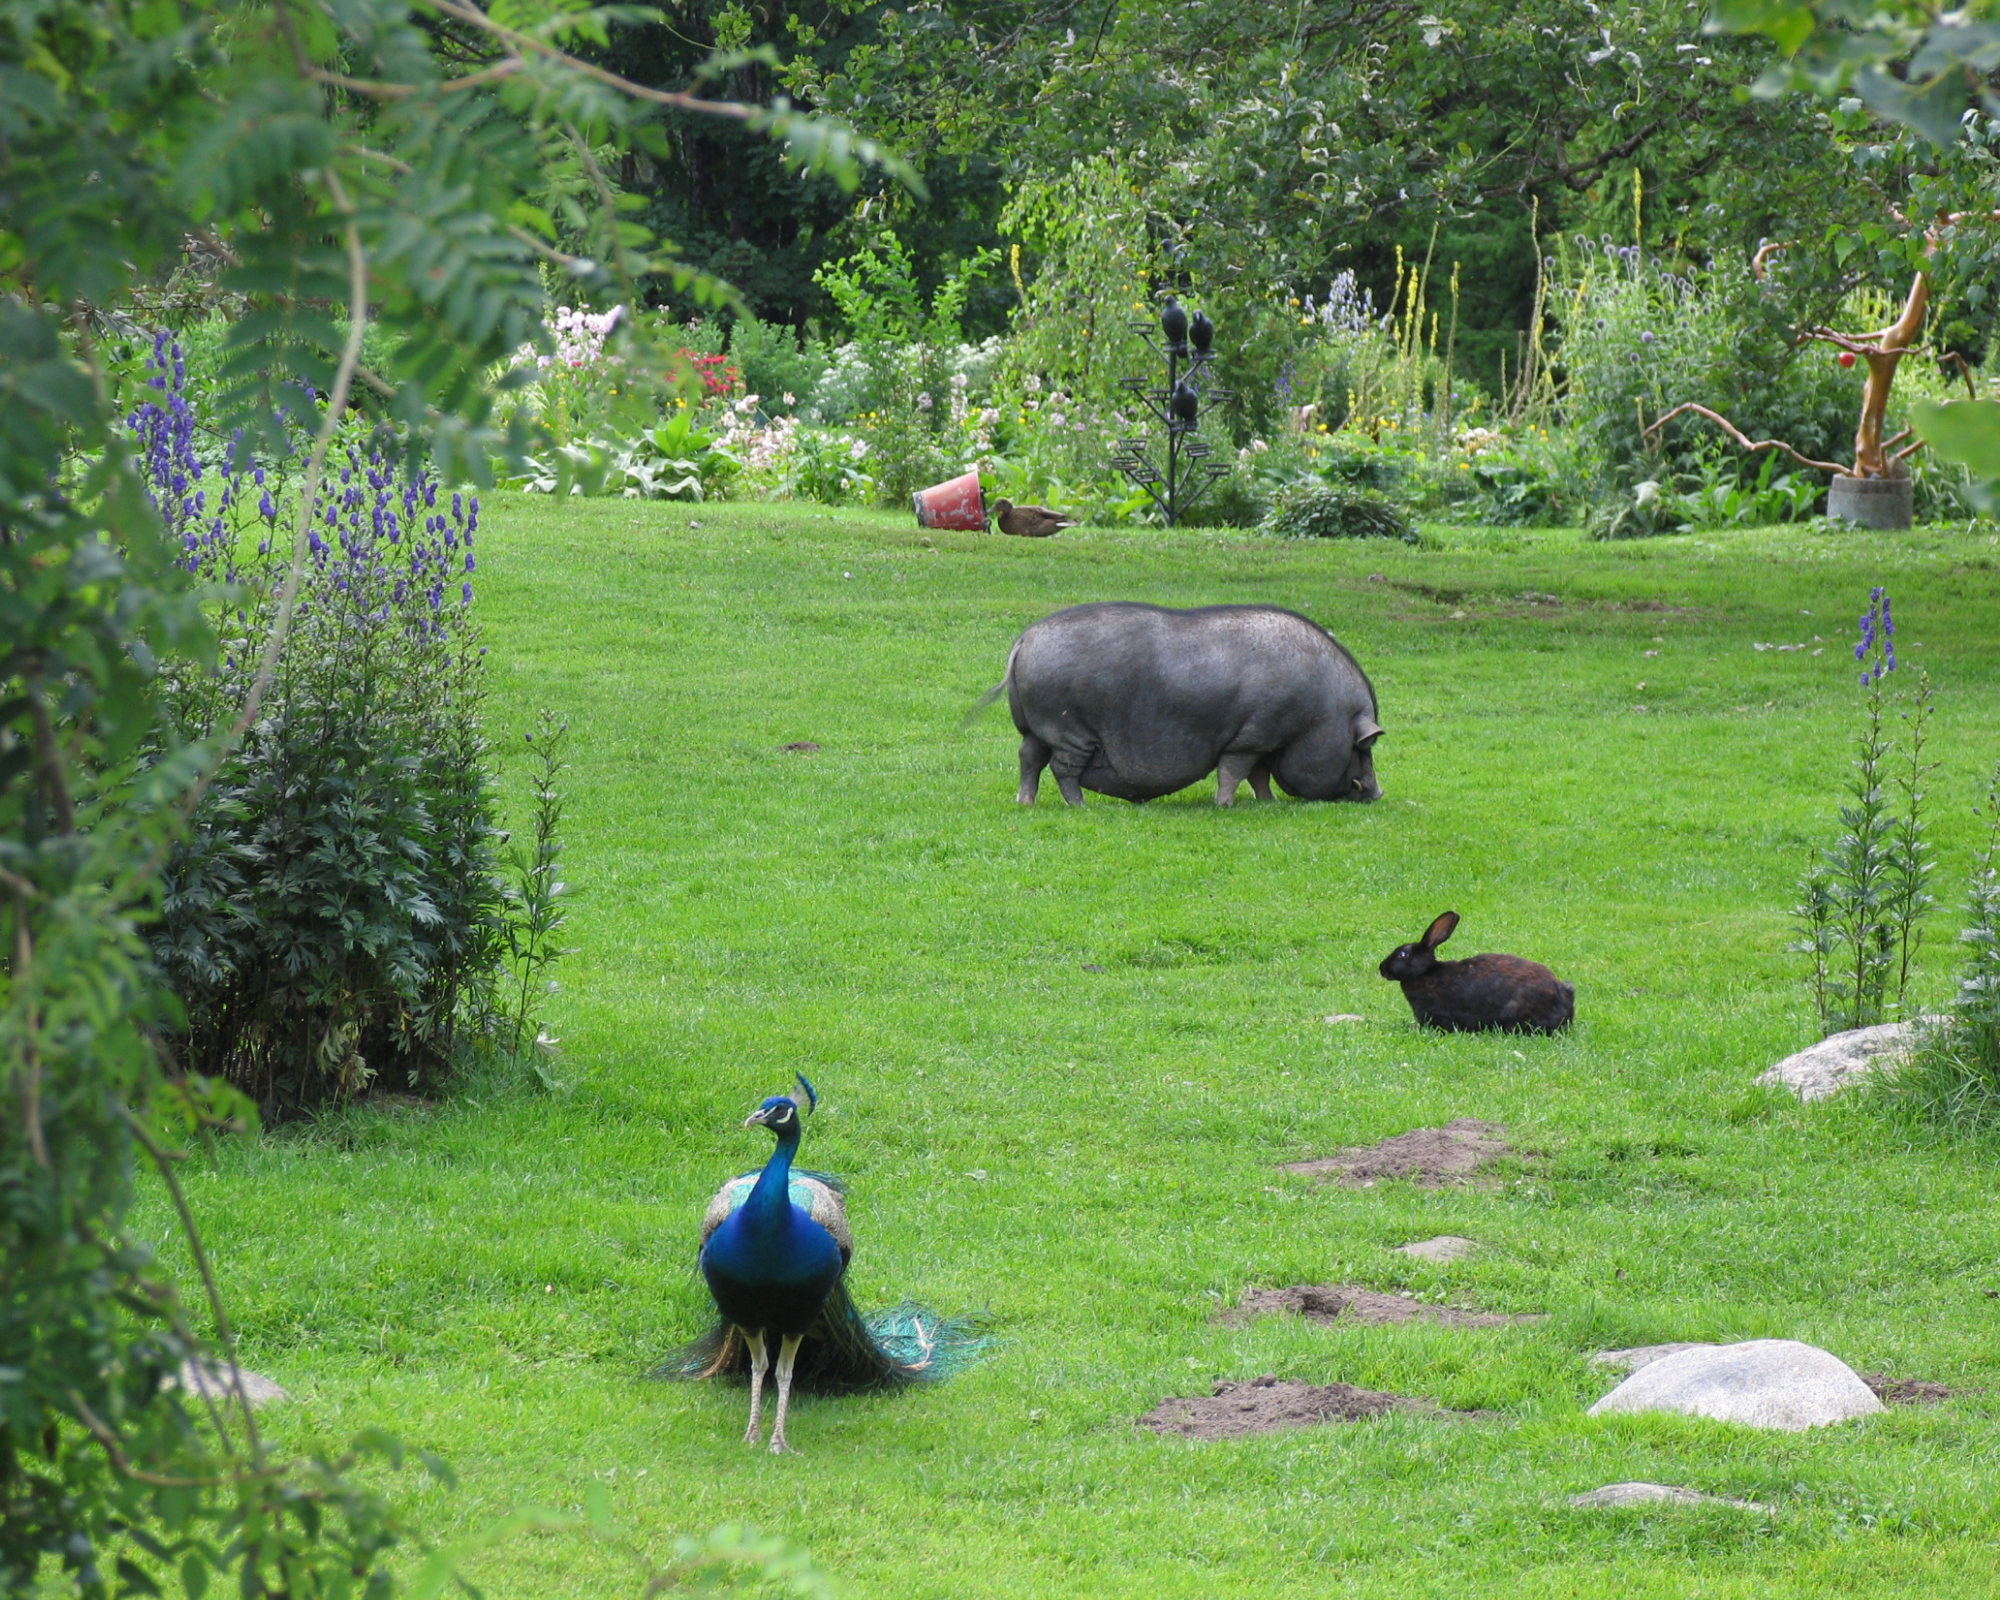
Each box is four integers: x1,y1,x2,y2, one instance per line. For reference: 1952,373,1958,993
1880,761,2000,1132
1260,481,1416,541
727,313,830,413
138,350,508,1112
1557,240,1853,494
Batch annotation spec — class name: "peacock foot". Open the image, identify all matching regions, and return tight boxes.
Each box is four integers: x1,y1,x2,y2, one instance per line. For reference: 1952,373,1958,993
742,1424,763,1447
767,1433,797,1456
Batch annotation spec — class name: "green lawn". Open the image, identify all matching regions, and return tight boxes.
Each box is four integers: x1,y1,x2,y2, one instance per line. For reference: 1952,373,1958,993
143,501,2000,1597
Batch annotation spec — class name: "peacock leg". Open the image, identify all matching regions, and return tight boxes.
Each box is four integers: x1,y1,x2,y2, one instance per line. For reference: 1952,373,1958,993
767,1332,805,1455
742,1329,769,1447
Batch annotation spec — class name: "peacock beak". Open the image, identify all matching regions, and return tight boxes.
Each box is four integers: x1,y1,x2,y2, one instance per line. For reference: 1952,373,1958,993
743,1108,769,1128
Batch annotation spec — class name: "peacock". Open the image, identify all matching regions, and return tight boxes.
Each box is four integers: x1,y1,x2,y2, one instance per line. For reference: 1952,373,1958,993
664,1075,983,1453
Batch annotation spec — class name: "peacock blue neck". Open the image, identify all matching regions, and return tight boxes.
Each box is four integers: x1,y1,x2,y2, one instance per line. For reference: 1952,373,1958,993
742,1123,800,1227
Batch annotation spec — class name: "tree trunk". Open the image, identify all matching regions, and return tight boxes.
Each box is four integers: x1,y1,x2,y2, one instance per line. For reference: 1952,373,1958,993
1855,271,1929,477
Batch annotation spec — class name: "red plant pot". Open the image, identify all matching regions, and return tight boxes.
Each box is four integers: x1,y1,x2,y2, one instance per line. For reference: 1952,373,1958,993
912,470,986,530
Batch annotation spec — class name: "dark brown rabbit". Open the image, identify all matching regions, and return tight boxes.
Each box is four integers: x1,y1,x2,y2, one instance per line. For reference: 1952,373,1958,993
1378,911,1573,1034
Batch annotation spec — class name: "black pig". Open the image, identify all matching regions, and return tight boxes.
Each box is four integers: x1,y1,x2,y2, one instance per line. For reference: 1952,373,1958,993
978,603,1383,806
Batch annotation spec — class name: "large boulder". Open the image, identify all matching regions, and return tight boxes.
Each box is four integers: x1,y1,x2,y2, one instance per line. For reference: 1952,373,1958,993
1587,1339,1883,1431
1756,1021,1929,1102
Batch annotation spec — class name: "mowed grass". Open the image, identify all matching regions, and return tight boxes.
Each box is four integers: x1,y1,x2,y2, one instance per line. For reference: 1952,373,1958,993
139,501,2000,1597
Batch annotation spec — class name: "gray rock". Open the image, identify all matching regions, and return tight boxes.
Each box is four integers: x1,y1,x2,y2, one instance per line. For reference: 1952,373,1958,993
1587,1339,1883,1431
1569,1482,1768,1512
1394,1235,1479,1262
172,1361,291,1406
1590,1342,1710,1371
1756,1021,1933,1102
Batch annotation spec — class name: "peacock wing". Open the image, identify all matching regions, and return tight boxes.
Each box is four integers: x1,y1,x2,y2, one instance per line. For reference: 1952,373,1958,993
698,1172,757,1247
790,1174,853,1259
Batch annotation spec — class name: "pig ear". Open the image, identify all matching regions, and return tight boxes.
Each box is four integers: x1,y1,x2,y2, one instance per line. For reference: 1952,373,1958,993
1422,911,1459,949
1354,716,1383,750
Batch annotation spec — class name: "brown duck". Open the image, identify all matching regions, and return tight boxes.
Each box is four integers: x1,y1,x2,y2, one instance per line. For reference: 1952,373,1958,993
990,498,1077,538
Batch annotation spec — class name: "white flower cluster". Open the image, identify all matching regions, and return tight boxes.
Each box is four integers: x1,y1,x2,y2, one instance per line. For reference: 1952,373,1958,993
713,394,799,475
519,305,624,375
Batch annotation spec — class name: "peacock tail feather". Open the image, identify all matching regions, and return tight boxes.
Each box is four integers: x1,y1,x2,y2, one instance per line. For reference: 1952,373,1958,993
658,1280,990,1391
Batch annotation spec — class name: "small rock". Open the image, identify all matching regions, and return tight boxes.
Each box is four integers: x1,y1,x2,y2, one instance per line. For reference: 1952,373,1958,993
1587,1339,1883,1431
1756,1020,1933,1102
1324,1013,1367,1024
171,1361,290,1406
1590,1342,1709,1371
1081,963,1105,972
1569,1482,1767,1512
1395,1235,1478,1262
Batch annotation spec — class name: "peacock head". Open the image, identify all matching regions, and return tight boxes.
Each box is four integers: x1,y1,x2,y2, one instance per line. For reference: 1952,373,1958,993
743,1073,818,1137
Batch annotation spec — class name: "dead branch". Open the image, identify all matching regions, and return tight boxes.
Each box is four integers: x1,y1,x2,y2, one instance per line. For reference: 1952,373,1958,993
1751,240,1793,280
1642,402,1848,475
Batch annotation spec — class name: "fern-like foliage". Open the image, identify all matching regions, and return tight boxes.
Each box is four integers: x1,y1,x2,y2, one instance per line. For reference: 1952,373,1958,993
2,0,910,1587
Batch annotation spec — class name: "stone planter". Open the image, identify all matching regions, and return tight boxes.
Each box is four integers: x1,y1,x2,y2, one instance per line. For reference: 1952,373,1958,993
1827,473,1913,529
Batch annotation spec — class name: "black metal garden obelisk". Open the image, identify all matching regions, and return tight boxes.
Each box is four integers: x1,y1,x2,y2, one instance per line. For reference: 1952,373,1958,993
1109,295,1232,526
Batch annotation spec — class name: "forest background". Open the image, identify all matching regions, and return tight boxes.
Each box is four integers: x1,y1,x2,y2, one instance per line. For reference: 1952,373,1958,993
626,0,1879,395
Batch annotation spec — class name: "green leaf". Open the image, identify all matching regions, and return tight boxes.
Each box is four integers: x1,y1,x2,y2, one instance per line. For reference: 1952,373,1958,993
1912,398,2000,475
1706,0,1816,53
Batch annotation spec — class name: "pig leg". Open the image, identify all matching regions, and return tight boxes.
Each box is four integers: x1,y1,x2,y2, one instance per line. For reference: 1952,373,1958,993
1248,759,1273,801
1049,746,1090,807
1216,751,1262,807
1017,735,1052,804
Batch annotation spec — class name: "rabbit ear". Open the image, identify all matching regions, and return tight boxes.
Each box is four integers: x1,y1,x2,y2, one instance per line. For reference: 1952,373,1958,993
1422,911,1459,950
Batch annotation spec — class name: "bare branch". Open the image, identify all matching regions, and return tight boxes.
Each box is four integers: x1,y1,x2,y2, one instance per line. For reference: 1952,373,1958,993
1798,326,1900,355
1751,240,1793,280
126,1110,263,1457
1643,402,1849,475
421,0,757,121
24,675,76,835
507,224,594,272
69,1392,230,1488
305,56,524,101
10,883,46,1168
179,169,370,822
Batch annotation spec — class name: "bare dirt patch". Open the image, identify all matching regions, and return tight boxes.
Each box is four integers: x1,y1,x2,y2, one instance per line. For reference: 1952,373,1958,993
1282,1119,1510,1188
1863,1374,1953,1405
779,741,821,754
1138,1374,1426,1439
1217,1284,1543,1329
